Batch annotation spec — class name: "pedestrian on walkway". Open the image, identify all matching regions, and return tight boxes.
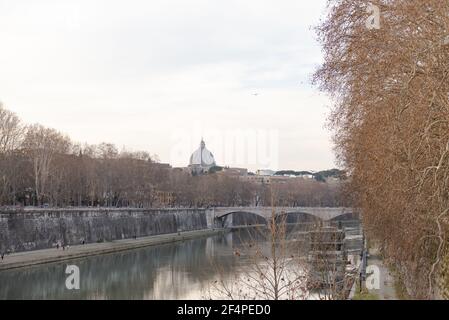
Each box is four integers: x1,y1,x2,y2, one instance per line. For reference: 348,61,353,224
1,253,4,261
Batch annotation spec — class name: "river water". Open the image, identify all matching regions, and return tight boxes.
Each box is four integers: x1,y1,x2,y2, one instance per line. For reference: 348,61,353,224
0,230,273,300
0,226,361,300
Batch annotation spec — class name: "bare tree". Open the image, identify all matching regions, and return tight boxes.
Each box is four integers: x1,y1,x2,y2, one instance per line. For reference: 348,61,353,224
314,0,449,298
206,190,325,300
0,104,25,205
207,215,312,300
0,103,23,153
22,124,72,205
0,104,342,211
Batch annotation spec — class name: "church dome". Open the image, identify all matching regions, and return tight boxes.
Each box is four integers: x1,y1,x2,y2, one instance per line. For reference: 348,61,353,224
189,139,216,167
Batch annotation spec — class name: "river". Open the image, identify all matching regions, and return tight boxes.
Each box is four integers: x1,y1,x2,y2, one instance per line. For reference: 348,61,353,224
0,230,270,299
0,226,362,300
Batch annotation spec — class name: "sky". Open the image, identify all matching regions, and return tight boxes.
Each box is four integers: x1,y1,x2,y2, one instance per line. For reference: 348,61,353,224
0,0,334,172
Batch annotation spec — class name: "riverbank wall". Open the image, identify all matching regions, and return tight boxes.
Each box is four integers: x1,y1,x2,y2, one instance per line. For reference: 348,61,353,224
0,208,215,253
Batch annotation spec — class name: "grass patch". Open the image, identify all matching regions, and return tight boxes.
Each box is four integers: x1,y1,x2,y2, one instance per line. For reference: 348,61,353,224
352,284,379,300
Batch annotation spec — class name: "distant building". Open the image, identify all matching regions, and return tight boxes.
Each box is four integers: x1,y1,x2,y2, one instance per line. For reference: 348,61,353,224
298,174,314,179
217,167,248,177
154,190,175,207
241,173,317,185
276,173,314,179
256,169,275,176
240,175,271,185
188,139,216,175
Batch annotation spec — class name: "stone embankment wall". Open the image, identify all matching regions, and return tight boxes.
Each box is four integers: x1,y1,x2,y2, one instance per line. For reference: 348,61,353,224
0,208,213,253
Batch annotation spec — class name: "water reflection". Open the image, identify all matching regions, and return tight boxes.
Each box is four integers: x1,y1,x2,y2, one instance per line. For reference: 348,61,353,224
0,226,351,300
0,231,264,300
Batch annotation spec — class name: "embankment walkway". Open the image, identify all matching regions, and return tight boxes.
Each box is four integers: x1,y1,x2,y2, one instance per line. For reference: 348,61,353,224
367,247,398,300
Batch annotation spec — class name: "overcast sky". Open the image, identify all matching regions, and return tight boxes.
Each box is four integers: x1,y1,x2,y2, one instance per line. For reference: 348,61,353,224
0,0,334,172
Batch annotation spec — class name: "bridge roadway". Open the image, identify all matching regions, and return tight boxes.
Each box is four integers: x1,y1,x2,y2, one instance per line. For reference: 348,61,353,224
208,207,354,222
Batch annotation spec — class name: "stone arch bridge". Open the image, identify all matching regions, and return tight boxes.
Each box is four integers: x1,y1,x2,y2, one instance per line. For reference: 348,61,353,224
208,207,356,226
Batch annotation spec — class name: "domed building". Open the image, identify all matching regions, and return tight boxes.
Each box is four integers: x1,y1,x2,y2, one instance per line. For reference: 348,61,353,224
188,139,216,175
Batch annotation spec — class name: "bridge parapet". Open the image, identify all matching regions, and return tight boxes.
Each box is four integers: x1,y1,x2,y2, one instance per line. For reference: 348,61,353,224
209,207,354,222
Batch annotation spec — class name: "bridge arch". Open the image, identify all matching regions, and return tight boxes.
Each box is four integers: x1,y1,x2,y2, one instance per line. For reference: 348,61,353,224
215,211,268,228
275,211,322,224
329,211,359,222
329,211,360,229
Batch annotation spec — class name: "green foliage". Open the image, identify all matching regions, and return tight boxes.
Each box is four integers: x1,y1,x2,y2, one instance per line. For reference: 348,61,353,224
208,166,223,174
314,169,346,182
352,282,379,300
353,289,379,300
315,169,345,178
273,169,345,183
274,170,313,176
314,174,326,183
